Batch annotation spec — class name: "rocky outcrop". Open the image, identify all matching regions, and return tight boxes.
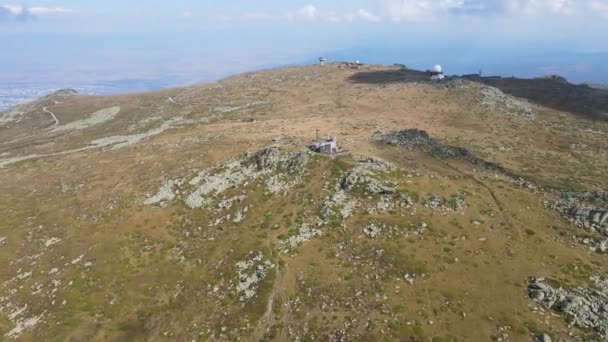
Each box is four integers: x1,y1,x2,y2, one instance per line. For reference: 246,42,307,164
251,146,281,170
528,277,608,340
546,191,608,237
559,191,608,206
145,146,310,209
363,223,382,238
143,179,182,206
424,193,466,212
480,85,535,119
322,157,395,220
280,221,323,253
578,237,608,254
338,159,394,194
51,89,80,97
370,129,431,148
235,251,275,302
371,129,511,175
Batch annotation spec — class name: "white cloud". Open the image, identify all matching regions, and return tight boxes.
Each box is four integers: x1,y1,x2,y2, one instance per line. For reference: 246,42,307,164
182,11,193,18
240,12,271,21
288,5,383,23
356,9,383,22
29,7,76,15
378,0,435,21
589,0,608,16
1,4,21,14
289,5,319,21
515,0,578,15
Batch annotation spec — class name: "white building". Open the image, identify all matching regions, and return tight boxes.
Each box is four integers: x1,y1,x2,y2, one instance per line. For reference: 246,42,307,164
310,137,338,155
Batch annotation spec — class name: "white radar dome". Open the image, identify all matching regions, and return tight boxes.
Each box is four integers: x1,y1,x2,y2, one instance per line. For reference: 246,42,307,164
433,65,443,73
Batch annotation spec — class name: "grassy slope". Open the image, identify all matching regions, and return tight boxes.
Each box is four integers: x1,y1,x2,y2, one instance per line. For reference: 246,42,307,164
0,64,607,341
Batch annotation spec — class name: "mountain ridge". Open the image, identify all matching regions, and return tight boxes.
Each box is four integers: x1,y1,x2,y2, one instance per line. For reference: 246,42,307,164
0,63,607,341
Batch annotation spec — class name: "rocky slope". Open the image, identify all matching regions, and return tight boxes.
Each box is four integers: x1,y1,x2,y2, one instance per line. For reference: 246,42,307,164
0,63,608,341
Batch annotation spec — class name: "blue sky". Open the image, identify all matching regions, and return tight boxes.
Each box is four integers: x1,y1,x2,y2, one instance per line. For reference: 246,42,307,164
1,1,608,89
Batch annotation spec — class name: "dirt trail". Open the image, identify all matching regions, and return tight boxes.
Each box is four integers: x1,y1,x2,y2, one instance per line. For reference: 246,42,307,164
42,106,59,128
435,157,525,241
251,265,284,341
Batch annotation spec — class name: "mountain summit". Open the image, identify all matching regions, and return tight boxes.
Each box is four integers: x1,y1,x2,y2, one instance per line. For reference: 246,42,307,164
1,64,607,341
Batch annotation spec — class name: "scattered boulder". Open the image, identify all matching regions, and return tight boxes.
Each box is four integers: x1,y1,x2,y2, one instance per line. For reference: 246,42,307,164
424,194,466,212
528,276,608,340
591,239,608,253
217,195,246,211
363,223,382,238
536,333,552,342
425,194,444,211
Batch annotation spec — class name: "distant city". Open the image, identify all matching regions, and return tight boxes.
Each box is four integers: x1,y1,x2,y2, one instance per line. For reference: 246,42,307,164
0,78,181,111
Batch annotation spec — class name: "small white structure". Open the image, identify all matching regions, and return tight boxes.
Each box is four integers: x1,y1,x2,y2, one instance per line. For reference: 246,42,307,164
310,137,338,155
430,64,445,80
319,57,327,66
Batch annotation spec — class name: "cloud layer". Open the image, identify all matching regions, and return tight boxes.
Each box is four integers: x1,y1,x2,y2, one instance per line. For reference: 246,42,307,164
281,1,608,24
378,0,608,21
289,5,383,22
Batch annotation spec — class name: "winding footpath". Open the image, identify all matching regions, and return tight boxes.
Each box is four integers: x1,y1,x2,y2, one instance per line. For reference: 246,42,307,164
42,102,60,128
